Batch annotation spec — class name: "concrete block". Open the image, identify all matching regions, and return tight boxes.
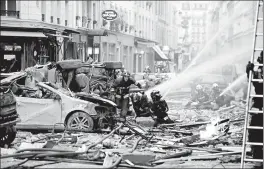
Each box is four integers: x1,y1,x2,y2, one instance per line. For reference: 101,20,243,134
122,153,156,165
136,117,155,127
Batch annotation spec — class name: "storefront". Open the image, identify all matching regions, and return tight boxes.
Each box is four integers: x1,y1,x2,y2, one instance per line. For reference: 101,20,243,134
77,28,108,63
151,45,169,73
1,18,79,71
134,37,156,73
100,30,134,72
0,30,51,72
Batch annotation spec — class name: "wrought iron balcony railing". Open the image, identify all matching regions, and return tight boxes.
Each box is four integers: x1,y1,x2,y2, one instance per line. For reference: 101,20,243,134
0,10,20,18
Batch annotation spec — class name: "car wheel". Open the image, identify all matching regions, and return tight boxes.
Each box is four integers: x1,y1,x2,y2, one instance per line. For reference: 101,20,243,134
66,111,94,131
0,126,17,147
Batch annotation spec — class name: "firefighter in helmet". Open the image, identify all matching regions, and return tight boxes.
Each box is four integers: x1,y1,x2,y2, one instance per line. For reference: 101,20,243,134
210,83,221,101
130,92,152,119
194,84,209,103
111,70,142,120
150,90,174,127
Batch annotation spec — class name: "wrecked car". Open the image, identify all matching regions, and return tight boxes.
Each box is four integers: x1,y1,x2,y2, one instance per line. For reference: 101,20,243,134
56,60,123,97
1,71,118,131
0,72,22,147
14,82,117,131
81,61,123,94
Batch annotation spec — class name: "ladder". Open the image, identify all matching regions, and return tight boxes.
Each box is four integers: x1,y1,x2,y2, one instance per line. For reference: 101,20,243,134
241,0,263,168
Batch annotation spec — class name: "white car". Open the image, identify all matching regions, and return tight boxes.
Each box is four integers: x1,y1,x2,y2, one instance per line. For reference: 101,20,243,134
14,82,117,131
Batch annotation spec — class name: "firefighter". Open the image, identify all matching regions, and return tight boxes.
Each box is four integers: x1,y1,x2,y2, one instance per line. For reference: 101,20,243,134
210,83,221,101
111,70,142,120
185,84,210,108
246,50,263,160
130,92,152,119
150,90,174,127
194,84,209,103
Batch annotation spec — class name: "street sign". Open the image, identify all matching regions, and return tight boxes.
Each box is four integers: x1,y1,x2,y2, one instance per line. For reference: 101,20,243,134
102,10,118,21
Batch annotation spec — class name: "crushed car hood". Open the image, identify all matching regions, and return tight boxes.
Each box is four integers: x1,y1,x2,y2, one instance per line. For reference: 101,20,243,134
0,72,27,85
75,92,117,107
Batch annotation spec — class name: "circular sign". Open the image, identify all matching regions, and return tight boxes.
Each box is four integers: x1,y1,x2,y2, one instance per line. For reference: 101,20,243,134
102,10,118,21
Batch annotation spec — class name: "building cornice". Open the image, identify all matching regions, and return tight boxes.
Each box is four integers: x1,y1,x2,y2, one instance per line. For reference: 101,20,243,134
0,17,79,34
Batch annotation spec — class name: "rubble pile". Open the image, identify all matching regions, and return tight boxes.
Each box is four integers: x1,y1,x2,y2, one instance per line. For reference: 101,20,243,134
1,101,253,169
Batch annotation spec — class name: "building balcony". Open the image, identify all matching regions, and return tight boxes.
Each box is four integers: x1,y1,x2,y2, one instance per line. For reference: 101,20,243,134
0,10,20,18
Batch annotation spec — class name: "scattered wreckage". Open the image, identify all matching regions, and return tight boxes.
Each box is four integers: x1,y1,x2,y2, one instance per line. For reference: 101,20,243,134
0,103,250,168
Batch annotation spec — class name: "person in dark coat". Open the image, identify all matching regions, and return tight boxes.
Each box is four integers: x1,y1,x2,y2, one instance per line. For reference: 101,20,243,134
246,50,263,160
130,92,152,119
111,70,142,119
150,90,174,127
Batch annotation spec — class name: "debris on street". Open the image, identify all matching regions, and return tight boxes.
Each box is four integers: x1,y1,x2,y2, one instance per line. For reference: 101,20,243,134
0,99,254,168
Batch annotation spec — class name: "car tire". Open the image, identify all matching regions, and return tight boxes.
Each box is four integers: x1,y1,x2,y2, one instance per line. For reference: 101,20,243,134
0,126,17,147
66,111,94,132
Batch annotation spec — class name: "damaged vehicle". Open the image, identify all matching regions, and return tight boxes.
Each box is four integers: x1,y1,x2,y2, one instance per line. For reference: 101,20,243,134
56,60,123,98
2,72,117,131
14,82,117,131
0,72,22,147
82,61,123,95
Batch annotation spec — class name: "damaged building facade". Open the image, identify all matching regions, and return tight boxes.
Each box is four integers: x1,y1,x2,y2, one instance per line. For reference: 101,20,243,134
1,0,180,74
0,0,106,72
99,1,179,73
206,1,260,76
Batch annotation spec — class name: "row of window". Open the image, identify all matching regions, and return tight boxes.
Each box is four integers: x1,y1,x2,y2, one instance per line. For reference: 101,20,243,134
192,27,206,33
40,1,97,28
182,3,208,10
192,18,206,25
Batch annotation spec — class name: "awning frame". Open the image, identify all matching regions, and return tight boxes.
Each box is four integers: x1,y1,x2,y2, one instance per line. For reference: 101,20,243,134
45,33,72,39
0,31,47,38
152,45,169,61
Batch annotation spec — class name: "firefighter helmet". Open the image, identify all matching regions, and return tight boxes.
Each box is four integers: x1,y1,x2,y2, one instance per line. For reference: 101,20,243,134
151,90,162,101
212,83,218,88
122,70,130,77
133,92,142,102
196,84,203,90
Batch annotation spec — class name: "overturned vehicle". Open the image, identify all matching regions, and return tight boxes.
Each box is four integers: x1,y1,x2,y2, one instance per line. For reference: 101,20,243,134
56,60,124,98
1,72,118,132
0,73,21,147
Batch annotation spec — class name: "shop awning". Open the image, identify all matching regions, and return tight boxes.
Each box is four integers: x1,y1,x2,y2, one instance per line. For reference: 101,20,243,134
152,45,169,61
0,31,47,38
87,29,108,36
77,28,108,36
45,33,72,39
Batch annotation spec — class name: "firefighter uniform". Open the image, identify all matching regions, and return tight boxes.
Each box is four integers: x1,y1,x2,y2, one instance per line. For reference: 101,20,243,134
150,90,174,127
111,71,141,118
131,92,151,118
